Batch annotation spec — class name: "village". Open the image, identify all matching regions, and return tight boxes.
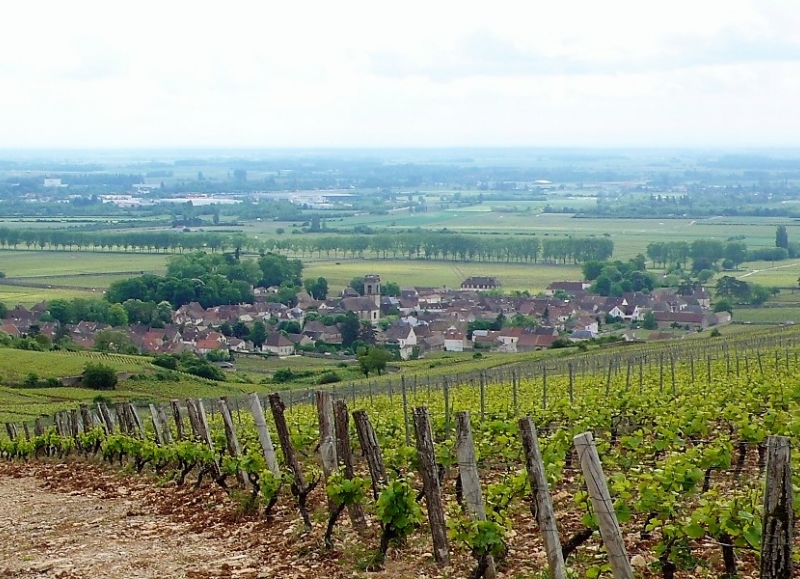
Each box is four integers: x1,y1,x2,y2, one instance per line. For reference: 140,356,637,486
0,273,730,363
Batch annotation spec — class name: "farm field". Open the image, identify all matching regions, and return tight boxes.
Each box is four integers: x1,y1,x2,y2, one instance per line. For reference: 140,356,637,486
0,250,168,277
303,258,583,293
3,328,800,578
0,285,97,306
732,306,800,324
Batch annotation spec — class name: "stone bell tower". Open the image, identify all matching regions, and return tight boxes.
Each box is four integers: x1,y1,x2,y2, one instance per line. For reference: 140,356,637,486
364,274,381,307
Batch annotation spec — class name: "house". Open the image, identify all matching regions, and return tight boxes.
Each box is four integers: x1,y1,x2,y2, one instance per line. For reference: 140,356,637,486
460,277,499,291
383,323,417,360
444,329,466,352
340,297,380,323
420,334,445,354
262,332,295,356
653,311,708,331
545,281,588,296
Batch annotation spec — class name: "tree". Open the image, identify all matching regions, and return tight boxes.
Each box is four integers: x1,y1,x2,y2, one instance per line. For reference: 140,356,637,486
82,362,118,390
713,299,733,314
776,225,789,249
358,346,393,377
340,312,361,348
106,303,129,327
94,329,133,353
48,299,74,325
380,281,401,297
0,301,7,320
233,169,247,182
249,321,268,348
642,311,657,330
304,276,329,300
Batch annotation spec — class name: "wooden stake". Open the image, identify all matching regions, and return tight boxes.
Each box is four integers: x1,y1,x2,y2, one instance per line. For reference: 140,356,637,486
98,402,115,434
157,404,173,444
316,390,339,512
219,397,248,488
149,404,166,444
574,432,632,579
760,436,793,579
170,399,186,441
413,407,449,566
248,393,279,475
455,412,496,579
401,375,411,446
333,400,368,533
353,409,387,500
520,416,566,579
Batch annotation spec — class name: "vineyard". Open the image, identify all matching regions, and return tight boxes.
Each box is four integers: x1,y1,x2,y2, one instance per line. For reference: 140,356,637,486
3,331,800,578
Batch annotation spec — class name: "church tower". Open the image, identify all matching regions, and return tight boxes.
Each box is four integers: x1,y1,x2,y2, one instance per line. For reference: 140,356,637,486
364,274,381,307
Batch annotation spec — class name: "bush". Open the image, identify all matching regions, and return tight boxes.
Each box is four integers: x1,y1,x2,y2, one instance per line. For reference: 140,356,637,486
317,371,342,384
82,363,118,390
152,354,179,370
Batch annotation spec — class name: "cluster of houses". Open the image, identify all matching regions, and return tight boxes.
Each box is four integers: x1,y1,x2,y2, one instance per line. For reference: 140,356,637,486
0,275,730,361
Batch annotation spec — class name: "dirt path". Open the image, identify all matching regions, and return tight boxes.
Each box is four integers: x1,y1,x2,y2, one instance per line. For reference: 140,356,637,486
0,467,263,578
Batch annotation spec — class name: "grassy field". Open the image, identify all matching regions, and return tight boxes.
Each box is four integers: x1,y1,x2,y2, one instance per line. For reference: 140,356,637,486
733,306,800,324
0,250,168,277
303,258,582,293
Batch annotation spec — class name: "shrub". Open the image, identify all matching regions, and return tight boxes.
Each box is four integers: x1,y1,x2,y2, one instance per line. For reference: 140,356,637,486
82,363,118,390
152,354,179,370
317,371,341,385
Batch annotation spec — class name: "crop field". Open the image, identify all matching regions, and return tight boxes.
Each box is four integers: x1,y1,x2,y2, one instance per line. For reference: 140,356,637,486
733,306,800,324
303,258,582,293
0,250,168,277
3,329,800,578
0,285,98,306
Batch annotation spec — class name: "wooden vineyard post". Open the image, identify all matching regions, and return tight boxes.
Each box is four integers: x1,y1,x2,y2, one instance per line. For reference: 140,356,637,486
170,400,186,441
455,411,496,579
568,363,574,405
218,397,248,488
69,409,80,440
5,423,15,440
248,393,279,475
625,360,631,390
98,402,115,434
605,360,613,396
574,432,633,579
638,358,644,395
184,399,202,441
353,409,387,499
149,404,166,445
513,369,519,414
443,376,451,438
412,407,449,567
659,354,664,392
79,404,93,433
542,366,548,409
22,422,30,441
191,399,223,479
519,416,566,579
401,376,411,446
479,371,486,422
34,418,44,437
156,404,172,444
316,390,339,513
269,393,314,528
670,354,676,396
126,403,145,439
333,400,368,534
760,436,793,579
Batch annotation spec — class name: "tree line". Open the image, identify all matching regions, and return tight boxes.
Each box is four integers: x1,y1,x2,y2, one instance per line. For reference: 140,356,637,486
0,227,613,264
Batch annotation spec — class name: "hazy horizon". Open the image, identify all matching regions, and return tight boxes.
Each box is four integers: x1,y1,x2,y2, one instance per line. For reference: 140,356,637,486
3,1,800,149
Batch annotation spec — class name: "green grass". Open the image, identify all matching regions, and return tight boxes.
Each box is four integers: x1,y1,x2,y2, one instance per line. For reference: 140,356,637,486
0,350,148,384
0,286,98,306
733,307,800,325
0,250,168,277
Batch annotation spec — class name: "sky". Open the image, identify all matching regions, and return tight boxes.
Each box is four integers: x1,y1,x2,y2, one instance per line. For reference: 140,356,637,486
2,0,800,149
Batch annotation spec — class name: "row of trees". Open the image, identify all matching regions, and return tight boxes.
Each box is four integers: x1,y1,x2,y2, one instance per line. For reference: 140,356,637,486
0,227,613,264
646,239,793,271
296,233,613,264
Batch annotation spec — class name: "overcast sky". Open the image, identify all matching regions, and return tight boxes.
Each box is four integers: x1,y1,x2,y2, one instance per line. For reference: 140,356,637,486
2,0,800,149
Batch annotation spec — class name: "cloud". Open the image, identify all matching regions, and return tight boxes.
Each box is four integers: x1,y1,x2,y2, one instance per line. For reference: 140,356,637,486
367,26,800,82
